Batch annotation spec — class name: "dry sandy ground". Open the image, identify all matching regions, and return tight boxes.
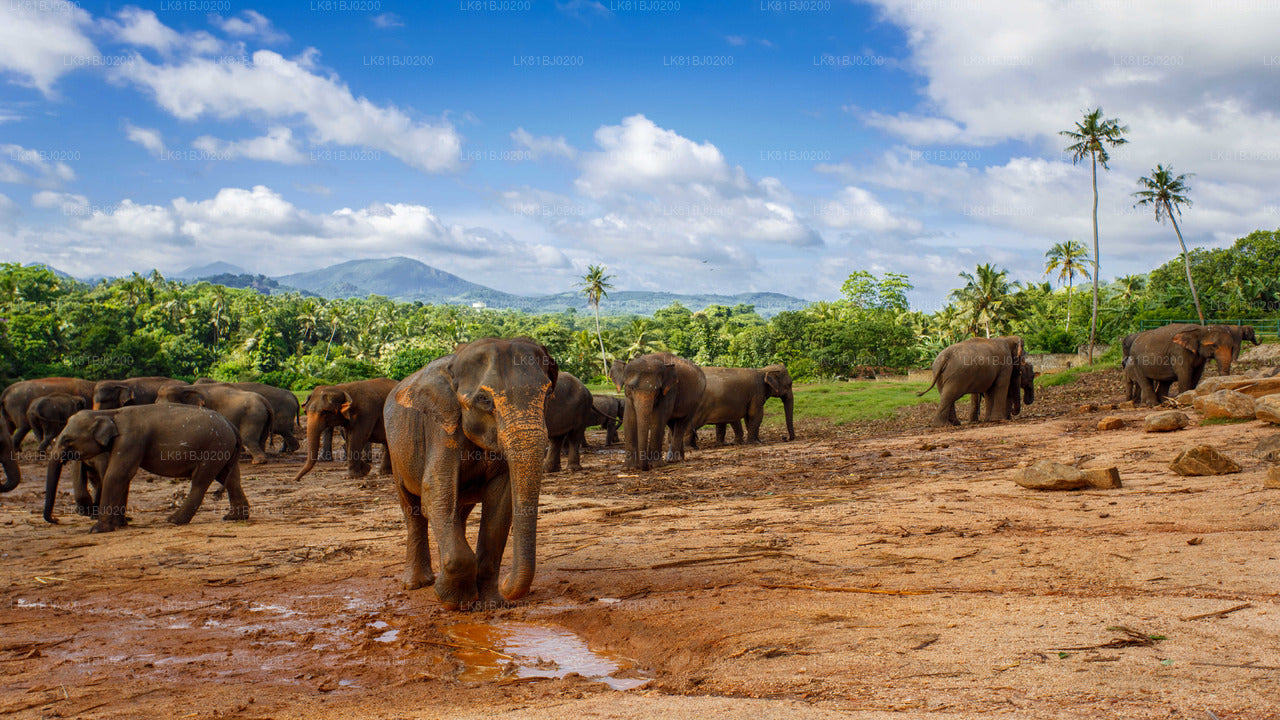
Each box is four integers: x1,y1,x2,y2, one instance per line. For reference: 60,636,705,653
1,372,1278,720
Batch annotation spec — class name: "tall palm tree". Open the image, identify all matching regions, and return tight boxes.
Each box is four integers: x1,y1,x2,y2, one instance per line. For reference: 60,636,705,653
577,265,614,377
951,263,1017,337
1133,164,1202,323
621,318,667,361
1061,107,1128,362
1043,239,1092,332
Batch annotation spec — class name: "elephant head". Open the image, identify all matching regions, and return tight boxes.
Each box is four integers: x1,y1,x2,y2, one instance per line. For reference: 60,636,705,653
156,385,205,407
762,364,796,441
609,360,627,393
619,354,682,471
1174,326,1238,375
44,412,116,523
293,386,357,481
93,382,133,410
396,337,557,603
1009,361,1035,415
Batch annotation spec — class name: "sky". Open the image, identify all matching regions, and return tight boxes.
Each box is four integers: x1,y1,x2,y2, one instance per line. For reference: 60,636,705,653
2,0,1279,311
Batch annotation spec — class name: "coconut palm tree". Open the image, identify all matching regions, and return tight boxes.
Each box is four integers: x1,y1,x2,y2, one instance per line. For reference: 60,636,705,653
1133,164,1202,323
1043,239,1092,332
1061,108,1128,362
951,263,1018,338
577,265,614,377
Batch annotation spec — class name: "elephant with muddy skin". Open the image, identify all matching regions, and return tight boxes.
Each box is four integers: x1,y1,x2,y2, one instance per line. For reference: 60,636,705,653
27,393,88,453
1126,324,1239,405
156,383,275,464
918,336,1025,426
688,364,794,449
2,378,97,448
293,378,396,482
44,404,247,532
611,354,705,471
384,337,558,610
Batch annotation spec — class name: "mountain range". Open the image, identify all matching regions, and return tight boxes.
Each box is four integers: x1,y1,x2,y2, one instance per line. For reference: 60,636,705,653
161,256,811,316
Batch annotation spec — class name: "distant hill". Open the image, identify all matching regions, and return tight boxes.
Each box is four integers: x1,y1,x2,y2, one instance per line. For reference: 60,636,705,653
272,257,809,316
193,273,315,296
175,261,248,279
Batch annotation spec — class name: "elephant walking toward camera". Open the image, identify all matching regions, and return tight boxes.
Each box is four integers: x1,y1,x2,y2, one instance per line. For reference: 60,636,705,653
385,338,558,610
27,393,87,453
43,404,248,532
157,383,274,464
919,336,1024,426
293,378,396,481
612,354,705,471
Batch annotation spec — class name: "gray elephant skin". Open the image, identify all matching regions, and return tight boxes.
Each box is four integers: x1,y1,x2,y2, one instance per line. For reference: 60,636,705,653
588,395,624,446
544,372,593,473
157,383,275,463
384,337,557,610
2,377,97,447
293,378,396,482
689,364,794,448
44,404,248,532
1125,324,1240,405
26,393,87,453
919,336,1025,426
92,376,176,410
611,353,706,471
195,379,301,453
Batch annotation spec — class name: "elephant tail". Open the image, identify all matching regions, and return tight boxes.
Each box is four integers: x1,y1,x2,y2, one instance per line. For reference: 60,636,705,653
916,359,944,397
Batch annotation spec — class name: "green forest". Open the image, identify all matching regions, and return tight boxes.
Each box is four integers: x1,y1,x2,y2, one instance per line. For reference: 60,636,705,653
3,229,1279,390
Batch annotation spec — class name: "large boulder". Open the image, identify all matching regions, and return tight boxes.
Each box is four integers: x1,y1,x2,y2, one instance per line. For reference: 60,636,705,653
1252,435,1280,463
1256,395,1280,424
1016,461,1088,491
1193,375,1253,394
1194,390,1259,420
1170,445,1242,476
1173,390,1198,407
1145,411,1190,432
1190,376,1280,399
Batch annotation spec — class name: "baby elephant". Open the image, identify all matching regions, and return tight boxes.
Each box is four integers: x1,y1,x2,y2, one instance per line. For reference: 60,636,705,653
44,404,248,533
27,393,88,453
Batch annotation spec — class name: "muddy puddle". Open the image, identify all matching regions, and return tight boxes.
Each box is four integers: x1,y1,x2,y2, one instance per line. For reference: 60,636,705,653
445,621,648,690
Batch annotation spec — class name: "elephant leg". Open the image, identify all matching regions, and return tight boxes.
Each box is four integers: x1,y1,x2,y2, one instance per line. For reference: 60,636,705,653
167,463,221,525
91,463,134,533
732,419,747,444
73,461,96,516
667,415,694,462
473,474,514,609
345,427,373,478
281,428,301,454
622,402,640,470
218,462,250,521
688,425,700,450
605,421,619,446
430,492,479,610
398,485,434,591
714,424,727,447
566,429,583,472
934,387,963,426
241,421,269,465
745,405,762,443
11,422,31,451
543,435,564,473
645,414,667,469
969,394,982,423
319,426,334,462
378,444,392,475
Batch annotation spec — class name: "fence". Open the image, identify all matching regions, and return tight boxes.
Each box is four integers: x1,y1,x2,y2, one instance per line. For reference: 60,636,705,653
1138,319,1280,338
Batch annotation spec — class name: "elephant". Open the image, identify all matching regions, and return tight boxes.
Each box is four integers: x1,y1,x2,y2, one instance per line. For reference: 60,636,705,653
195,379,301,453
688,364,795,449
384,337,558,610
26,393,88,453
92,376,176,410
588,395,625,446
293,378,396,482
43,404,248,532
2,378,97,447
1126,324,1239,405
156,383,275,464
918,336,1024,426
612,353,706,471
543,372,593,473
0,418,20,492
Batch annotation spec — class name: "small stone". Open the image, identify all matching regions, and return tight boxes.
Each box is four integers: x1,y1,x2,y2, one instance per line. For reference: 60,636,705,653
1144,411,1190,433
1255,395,1280,424
879,450,892,457
1266,467,1280,489
1252,435,1280,463
1081,467,1122,489
1097,417,1124,431
1015,461,1088,491
1195,390,1258,420
1173,390,1198,407
1187,537,1204,546
1077,404,1099,413
1170,445,1242,476
1118,401,1136,410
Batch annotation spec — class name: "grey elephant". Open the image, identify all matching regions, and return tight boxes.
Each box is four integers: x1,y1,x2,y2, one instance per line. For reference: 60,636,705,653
0,417,20,492
156,383,275,463
92,376,176,410
195,379,301,453
2,378,97,448
918,336,1024,426
544,372,593,473
44,403,248,532
384,337,558,610
612,353,706,471
1126,324,1238,405
587,395,624,446
26,393,88,453
688,364,795,448
293,378,395,481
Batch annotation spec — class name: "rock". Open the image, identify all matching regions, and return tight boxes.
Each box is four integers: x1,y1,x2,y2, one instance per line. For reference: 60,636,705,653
1097,417,1124,431
1169,445,1242,476
1193,376,1280,399
1081,467,1123,489
1267,467,1280,489
1173,390,1198,407
1118,401,1136,410
1256,395,1280,424
1196,389,1259,420
1077,404,1099,413
1144,411,1190,432
1015,461,1089,491
1253,435,1280,463
1194,375,1252,394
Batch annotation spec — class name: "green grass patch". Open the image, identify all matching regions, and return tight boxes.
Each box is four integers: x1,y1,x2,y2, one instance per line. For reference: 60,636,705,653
1198,416,1254,426
1037,359,1120,389
763,379,933,426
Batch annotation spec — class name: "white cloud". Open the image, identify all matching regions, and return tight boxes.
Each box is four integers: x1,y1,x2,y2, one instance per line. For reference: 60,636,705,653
816,186,922,233
511,128,577,160
0,193,19,225
0,1,97,95
192,126,308,164
114,48,463,173
0,144,76,188
32,190,88,215
577,114,744,198
858,110,965,145
103,7,180,54
212,10,288,44
372,13,404,29
124,121,167,157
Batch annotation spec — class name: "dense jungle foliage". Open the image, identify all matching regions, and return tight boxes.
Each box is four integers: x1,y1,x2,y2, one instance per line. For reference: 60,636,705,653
2,229,1278,389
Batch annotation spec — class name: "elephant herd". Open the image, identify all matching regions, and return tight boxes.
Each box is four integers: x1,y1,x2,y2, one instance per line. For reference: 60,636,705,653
1121,323,1258,404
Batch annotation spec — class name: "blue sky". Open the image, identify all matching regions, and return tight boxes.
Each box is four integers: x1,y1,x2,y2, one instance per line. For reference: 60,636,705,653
2,1,1279,309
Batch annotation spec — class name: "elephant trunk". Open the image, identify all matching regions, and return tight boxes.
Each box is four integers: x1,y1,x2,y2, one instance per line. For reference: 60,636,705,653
781,391,795,441
1214,346,1235,377
292,415,326,482
44,446,68,522
497,415,549,601
629,390,657,471
0,451,19,493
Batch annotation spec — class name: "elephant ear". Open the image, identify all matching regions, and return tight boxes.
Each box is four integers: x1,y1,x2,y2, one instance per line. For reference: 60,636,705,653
1172,328,1201,354
609,360,627,392
182,388,206,407
118,387,133,406
396,357,461,435
764,368,787,395
339,391,357,421
661,362,679,393
92,416,118,448
535,343,559,387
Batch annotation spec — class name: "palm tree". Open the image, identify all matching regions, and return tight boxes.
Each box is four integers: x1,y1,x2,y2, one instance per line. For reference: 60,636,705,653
577,265,614,376
1043,239,1092,332
1061,107,1128,362
1133,164,1202,323
621,318,667,360
951,263,1018,337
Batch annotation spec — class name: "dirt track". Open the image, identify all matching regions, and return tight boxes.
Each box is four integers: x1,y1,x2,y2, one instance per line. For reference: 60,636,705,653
2,372,1279,719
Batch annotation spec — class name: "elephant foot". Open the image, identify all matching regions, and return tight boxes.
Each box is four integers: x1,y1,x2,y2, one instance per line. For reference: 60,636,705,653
166,511,194,525
403,569,436,591
250,456,268,465
470,588,512,612
223,507,250,522
89,521,119,533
